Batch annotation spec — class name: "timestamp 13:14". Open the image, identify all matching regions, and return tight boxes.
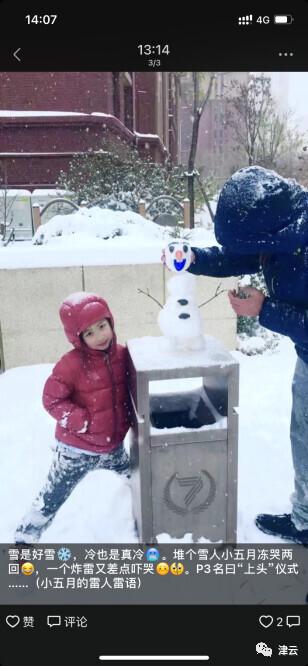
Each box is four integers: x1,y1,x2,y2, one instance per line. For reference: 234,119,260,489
137,44,170,56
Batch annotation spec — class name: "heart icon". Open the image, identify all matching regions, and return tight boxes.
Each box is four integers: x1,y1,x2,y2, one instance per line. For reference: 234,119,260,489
259,615,273,628
6,615,20,628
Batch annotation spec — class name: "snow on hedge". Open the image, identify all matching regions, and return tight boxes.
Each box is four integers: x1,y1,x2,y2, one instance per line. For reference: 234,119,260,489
32,206,218,248
32,207,170,245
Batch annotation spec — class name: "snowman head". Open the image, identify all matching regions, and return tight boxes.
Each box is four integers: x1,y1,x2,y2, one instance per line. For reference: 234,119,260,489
165,241,192,272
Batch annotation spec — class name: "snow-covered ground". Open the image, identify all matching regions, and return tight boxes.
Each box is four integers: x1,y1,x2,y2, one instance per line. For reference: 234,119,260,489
0,335,296,544
0,206,297,543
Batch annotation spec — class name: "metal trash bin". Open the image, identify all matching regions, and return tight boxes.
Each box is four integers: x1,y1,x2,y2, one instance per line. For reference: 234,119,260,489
127,335,239,543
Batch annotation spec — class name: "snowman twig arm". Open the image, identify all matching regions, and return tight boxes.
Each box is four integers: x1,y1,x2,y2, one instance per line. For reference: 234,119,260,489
198,282,227,308
137,288,163,309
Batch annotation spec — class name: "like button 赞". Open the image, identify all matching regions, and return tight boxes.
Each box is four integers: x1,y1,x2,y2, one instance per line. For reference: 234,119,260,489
6,615,20,628
259,615,274,628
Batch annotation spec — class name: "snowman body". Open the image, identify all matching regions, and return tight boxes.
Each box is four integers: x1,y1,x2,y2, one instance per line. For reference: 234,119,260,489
159,241,205,351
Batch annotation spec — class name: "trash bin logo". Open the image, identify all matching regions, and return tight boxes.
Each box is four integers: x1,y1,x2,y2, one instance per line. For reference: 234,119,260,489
164,470,216,515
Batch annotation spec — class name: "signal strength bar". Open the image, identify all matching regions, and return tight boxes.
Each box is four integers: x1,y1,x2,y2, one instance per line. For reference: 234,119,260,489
238,14,253,25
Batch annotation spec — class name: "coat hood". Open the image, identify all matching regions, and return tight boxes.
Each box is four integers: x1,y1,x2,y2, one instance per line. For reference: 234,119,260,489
214,166,308,254
59,292,115,350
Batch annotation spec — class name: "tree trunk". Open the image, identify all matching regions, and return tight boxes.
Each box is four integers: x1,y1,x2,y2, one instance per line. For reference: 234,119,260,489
187,73,215,228
187,173,195,229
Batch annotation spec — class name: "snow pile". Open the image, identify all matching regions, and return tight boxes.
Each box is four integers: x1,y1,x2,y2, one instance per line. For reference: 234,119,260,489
32,206,218,247
32,207,170,245
127,335,234,371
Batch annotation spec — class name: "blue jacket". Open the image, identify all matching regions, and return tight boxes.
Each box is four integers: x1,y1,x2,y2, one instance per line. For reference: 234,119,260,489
188,166,308,363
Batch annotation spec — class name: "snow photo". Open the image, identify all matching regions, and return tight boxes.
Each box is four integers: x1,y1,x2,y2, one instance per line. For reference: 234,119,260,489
1,71,308,545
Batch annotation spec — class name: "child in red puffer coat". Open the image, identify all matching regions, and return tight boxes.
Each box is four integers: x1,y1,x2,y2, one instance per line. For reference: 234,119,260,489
15,292,132,544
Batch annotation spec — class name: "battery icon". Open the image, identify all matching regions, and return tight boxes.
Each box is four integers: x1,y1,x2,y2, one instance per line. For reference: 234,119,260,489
274,14,294,24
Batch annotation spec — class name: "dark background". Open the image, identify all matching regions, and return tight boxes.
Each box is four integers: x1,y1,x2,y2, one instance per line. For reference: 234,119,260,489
0,1,307,70
1,605,308,665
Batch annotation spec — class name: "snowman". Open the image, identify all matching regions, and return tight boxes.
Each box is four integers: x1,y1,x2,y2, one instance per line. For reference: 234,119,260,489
159,241,205,351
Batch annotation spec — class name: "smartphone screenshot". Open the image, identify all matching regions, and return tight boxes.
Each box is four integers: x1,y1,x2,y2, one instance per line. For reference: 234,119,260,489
0,2,308,664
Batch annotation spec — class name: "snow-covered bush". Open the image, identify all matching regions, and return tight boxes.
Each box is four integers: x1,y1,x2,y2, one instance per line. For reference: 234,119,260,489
57,139,187,212
32,207,176,245
237,325,280,355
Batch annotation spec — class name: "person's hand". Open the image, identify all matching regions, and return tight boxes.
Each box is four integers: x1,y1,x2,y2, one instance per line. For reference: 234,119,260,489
228,287,265,316
161,248,167,266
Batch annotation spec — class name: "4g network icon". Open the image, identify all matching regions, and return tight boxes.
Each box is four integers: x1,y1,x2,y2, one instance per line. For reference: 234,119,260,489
238,14,294,25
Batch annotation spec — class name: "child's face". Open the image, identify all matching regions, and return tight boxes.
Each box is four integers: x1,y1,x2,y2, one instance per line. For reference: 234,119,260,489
81,318,113,350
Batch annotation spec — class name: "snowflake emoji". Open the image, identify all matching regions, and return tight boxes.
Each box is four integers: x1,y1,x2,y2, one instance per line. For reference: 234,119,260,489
57,547,72,561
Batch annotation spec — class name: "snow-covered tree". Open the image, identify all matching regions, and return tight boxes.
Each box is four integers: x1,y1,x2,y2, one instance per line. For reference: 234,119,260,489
176,72,217,227
225,75,305,173
57,139,187,212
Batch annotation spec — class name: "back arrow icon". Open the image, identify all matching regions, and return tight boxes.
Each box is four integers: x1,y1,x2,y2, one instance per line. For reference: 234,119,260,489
13,48,21,62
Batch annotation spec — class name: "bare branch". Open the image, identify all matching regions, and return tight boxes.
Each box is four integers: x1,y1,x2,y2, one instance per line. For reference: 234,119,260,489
198,283,227,308
137,288,163,309
195,173,215,222
138,281,227,313
199,73,216,117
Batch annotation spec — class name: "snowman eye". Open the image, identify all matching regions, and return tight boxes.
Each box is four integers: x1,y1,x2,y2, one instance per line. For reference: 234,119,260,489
183,244,188,253
169,245,175,253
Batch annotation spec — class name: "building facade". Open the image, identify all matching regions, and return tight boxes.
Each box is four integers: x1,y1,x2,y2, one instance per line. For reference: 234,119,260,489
0,72,179,190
